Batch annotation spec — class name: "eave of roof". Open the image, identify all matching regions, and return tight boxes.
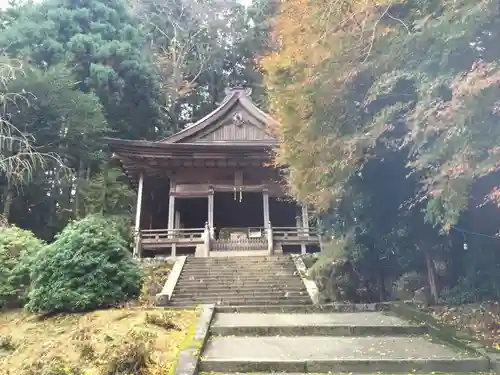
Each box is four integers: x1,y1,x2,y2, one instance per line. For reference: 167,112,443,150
105,137,276,155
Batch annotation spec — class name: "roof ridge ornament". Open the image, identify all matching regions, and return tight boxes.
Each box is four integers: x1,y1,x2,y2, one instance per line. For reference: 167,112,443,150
224,86,252,97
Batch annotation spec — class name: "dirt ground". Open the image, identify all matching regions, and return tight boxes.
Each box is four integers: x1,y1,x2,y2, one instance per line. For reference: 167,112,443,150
421,301,500,351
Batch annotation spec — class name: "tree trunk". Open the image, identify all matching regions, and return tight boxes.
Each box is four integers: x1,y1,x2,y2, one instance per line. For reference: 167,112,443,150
74,158,85,219
424,250,439,303
2,180,13,221
100,163,109,215
378,271,386,302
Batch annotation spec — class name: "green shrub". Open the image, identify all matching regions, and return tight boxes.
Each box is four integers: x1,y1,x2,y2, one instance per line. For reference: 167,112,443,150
25,215,143,314
0,225,44,309
442,245,500,305
106,214,135,250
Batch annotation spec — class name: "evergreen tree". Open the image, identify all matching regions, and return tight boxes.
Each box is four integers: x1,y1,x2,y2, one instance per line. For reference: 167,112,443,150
0,0,165,140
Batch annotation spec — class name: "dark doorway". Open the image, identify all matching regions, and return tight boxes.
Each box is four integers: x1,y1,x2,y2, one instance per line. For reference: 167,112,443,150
269,197,298,227
213,192,264,232
177,197,208,229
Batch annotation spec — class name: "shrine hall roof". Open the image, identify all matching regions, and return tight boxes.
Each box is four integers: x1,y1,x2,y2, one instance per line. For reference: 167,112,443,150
105,87,279,152
104,87,280,185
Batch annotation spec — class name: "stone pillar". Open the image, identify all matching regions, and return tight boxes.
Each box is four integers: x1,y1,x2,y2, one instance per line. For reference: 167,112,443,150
263,189,270,228
133,172,144,258
208,190,214,231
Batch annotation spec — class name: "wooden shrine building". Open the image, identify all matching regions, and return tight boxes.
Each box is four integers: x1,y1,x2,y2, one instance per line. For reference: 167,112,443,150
106,88,320,258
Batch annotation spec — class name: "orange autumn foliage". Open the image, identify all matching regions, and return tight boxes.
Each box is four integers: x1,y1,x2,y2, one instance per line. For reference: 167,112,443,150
262,0,399,210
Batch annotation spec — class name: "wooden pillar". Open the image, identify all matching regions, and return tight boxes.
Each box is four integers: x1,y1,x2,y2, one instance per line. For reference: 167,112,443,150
208,190,214,230
168,194,176,256
175,210,181,229
267,222,273,255
301,204,309,255
133,172,144,258
167,195,175,232
263,189,270,228
204,221,210,257
301,204,309,233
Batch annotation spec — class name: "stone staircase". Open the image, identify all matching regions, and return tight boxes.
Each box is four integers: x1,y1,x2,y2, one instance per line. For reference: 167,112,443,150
168,255,311,306
200,306,491,374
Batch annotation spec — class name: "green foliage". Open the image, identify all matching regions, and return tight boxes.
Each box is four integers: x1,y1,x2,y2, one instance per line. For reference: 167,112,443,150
2,63,108,238
0,0,165,140
263,0,500,302
441,244,500,304
265,0,500,227
0,0,269,242
0,224,44,309
25,215,143,314
82,167,135,216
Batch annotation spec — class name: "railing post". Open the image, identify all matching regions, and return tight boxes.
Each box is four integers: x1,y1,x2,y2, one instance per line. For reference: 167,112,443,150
267,221,273,255
204,221,210,257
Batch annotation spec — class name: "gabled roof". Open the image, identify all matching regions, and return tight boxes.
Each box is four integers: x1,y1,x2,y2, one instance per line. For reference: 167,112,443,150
104,87,281,187
159,87,279,144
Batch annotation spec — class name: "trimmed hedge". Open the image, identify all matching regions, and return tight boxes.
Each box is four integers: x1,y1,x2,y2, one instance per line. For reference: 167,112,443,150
25,215,143,314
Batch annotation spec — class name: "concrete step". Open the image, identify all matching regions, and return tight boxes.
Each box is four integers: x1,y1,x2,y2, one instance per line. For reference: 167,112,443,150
176,282,305,289
178,275,302,282
185,263,295,268
210,312,428,337
173,286,307,294
176,279,305,286
181,267,298,275
169,296,312,306
214,303,388,313
199,336,489,373
181,272,301,280
186,262,294,267
175,284,306,293
187,255,291,262
173,290,309,300
176,280,304,287
183,261,297,267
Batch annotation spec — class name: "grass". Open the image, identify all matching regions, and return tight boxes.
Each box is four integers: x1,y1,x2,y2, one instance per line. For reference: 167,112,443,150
0,307,199,375
0,259,193,375
139,262,175,306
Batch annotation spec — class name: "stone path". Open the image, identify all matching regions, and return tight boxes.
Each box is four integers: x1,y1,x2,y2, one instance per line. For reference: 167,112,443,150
199,307,491,374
